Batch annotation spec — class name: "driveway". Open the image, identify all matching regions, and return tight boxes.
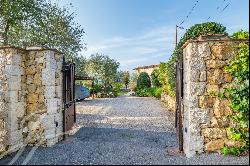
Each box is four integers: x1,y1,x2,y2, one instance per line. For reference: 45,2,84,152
0,96,249,165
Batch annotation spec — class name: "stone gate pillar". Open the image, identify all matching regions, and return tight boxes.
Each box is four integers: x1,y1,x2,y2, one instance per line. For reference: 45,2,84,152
0,46,64,158
181,34,248,157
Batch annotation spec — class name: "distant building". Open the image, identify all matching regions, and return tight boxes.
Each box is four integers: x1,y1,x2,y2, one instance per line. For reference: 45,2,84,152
133,64,159,76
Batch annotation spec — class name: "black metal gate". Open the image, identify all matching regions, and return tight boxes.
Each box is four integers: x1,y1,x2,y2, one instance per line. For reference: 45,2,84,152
63,60,76,134
175,57,183,152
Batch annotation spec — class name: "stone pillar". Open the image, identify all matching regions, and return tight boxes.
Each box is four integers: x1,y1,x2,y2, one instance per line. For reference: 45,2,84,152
0,46,26,155
182,35,248,158
25,47,64,146
0,46,64,158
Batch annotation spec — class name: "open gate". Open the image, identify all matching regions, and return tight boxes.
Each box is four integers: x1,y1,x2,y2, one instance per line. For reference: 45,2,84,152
62,60,76,134
175,57,183,152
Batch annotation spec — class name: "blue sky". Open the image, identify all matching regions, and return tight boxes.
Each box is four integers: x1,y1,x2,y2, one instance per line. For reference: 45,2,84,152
55,0,249,71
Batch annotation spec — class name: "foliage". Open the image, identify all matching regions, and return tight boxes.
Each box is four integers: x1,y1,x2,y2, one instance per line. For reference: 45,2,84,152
112,82,124,97
136,72,151,90
0,0,85,60
85,53,120,88
165,22,227,96
220,30,249,155
151,69,161,87
231,29,249,39
129,72,138,92
73,55,88,77
150,87,162,99
122,71,130,89
136,88,152,97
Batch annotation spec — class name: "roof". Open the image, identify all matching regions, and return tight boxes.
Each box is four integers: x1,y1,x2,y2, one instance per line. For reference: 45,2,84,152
133,64,159,70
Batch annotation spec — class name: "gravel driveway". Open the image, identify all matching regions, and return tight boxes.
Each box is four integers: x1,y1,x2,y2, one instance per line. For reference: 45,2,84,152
0,95,249,165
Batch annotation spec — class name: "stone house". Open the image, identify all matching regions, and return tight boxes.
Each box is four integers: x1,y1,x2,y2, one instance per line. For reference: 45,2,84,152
133,64,159,77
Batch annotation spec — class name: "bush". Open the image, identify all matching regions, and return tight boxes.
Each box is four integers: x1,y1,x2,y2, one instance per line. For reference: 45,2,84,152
151,69,161,87
136,88,152,97
220,30,249,155
136,72,151,90
112,82,123,97
151,87,162,99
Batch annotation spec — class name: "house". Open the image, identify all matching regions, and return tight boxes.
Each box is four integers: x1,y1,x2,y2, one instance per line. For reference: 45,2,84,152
133,64,159,76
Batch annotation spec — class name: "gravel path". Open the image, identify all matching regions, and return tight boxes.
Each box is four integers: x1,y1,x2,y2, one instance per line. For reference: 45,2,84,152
0,95,249,165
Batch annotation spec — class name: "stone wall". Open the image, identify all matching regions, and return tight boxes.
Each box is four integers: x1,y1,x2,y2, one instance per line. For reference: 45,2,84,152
0,46,64,158
160,93,175,111
182,35,248,158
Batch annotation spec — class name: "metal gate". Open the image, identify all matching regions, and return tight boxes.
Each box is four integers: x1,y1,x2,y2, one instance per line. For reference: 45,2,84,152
175,57,183,152
63,60,76,134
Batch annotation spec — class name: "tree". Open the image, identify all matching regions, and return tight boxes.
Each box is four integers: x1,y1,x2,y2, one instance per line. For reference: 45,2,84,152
85,53,120,89
73,55,87,77
0,0,85,60
123,71,130,89
137,72,151,90
151,69,161,87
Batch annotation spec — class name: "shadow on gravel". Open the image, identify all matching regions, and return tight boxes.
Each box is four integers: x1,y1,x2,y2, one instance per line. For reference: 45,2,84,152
0,126,176,165
0,127,249,165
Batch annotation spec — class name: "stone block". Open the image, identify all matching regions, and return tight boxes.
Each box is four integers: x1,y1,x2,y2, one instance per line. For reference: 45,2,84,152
206,59,226,69
26,75,34,85
190,57,206,71
38,94,45,104
7,76,21,91
6,91,18,102
44,128,56,140
7,102,25,118
41,115,56,130
42,69,55,86
44,86,55,99
25,66,36,75
27,93,38,104
26,103,46,114
28,121,40,131
223,73,233,83
199,71,207,82
198,42,211,58
211,117,229,128
191,108,210,124
33,73,42,86
198,96,215,108
224,139,242,148
4,65,22,77
205,139,224,152
190,82,206,96
202,128,226,139
206,84,220,94
207,69,224,84
46,99,58,114
211,45,236,60
8,130,23,146
27,84,37,93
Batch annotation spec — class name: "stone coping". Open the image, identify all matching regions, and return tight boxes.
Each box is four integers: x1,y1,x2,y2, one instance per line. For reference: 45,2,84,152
181,36,249,49
0,45,63,54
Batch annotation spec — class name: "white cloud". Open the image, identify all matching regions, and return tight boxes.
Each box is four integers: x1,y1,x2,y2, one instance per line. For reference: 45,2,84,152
81,25,176,70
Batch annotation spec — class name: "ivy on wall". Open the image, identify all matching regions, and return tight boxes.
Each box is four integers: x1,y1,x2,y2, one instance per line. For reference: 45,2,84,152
221,30,249,155
164,22,227,96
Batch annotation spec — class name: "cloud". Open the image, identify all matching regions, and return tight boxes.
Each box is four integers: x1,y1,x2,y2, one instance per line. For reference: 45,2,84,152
81,25,176,70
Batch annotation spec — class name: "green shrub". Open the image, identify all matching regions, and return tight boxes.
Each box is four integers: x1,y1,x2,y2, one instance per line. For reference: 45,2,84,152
220,30,249,156
112,82,123,97
151,69,161,87
136,72,151,90
136,88,152,97
151,87,162,99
